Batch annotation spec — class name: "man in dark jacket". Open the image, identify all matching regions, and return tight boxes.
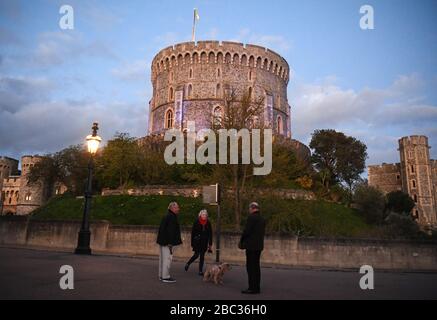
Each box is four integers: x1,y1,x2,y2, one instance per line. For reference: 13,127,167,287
157,202,182,283
240,202,266,294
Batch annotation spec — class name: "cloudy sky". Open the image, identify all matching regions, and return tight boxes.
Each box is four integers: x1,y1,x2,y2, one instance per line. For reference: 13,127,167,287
1,0,436,169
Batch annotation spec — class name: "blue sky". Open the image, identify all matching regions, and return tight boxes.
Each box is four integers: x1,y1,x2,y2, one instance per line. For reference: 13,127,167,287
1,0,436,168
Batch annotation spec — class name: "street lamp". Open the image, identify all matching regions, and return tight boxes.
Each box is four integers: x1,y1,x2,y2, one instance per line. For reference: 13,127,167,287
75,122,102,255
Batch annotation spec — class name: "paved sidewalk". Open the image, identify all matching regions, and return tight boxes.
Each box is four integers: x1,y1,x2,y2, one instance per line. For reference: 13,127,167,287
0,247,436,300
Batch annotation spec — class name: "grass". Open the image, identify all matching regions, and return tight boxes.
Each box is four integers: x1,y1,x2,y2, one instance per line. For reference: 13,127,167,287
31,194,377,238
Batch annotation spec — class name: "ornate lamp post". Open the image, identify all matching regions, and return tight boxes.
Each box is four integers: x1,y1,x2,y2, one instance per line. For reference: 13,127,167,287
75,122,102,255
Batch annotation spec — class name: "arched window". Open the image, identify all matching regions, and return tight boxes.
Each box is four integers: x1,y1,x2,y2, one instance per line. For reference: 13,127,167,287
213,106,223,127
217,52,223,64
187,84,193,98
216,83,221,98
25,193,32,201
241,55,247,66
249,71,252,81
189,68,193,78
165,109,174,129
277,115,283,135
225,53,231,63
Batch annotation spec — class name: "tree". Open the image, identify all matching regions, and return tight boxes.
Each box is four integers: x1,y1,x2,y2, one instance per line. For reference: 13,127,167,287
28,145,89,196
353,185,386,224
207,88,265,230
96,132,143,189
309,129,367,200
386,191,415,215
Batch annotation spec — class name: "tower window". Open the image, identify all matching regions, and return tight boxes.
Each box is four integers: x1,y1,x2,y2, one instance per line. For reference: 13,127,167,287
411,165,415,173
187,84,193,98
277,115,283,135
216,83,221,98
25,194,32,201
412,180,416,188
165,109,174,129
189,68,193,78
217,68,221,77
213,106,223,127
249,71,252,81
414,194,418,203
169,87,174,101
396,174,400,180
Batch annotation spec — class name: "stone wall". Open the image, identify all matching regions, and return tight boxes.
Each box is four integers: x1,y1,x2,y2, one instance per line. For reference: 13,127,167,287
1,216,436,271
368,163,402,194
101,185,316,201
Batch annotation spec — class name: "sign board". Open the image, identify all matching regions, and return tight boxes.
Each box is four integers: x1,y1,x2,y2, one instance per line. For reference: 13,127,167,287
202,184,220,205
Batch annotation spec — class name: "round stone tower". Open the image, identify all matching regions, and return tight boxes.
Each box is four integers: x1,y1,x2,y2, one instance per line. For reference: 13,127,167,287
148,41,291,137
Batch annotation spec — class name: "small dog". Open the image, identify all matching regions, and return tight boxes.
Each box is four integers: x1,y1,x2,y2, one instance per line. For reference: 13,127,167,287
203,263,232,285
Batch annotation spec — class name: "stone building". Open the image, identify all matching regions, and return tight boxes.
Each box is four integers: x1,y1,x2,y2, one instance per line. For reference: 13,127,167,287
147,40,309,159
368,135,437,228
0,155,66,215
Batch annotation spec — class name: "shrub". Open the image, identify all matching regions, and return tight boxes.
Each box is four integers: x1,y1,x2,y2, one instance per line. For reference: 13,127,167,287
386,191,415,215
353,185,386,224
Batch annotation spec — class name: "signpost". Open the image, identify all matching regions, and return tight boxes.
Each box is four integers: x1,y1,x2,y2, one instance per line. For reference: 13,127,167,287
202,183,221,263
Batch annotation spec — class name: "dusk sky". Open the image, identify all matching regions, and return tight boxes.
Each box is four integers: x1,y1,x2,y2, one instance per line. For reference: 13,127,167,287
1,0,436,169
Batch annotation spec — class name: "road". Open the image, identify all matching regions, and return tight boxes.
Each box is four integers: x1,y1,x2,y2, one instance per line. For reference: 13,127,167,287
0,247,436,300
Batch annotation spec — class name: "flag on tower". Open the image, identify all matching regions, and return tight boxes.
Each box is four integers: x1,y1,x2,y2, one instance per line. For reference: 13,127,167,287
192,8,200,42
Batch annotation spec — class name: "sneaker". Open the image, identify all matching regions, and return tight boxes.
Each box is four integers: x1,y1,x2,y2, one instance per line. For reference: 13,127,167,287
161,277,176,283
198,271,204,276
184,264,189,272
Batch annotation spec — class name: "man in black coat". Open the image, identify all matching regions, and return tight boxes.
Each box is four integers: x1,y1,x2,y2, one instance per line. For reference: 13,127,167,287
157,202,182,283
239,202,266,294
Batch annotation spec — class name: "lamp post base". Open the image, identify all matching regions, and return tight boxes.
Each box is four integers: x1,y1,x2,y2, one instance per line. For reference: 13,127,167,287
75,230,92,255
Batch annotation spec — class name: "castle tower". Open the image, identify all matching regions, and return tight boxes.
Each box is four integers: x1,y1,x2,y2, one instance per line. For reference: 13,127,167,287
148,41,291,137
16,155,46,215
399,136,437,226
0,157,19,214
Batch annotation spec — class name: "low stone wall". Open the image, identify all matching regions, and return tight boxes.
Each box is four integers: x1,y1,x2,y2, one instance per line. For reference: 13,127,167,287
0,216,436,271
101,185,316,201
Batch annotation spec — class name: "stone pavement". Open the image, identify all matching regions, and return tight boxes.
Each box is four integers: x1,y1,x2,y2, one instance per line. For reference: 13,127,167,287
0,247,436,300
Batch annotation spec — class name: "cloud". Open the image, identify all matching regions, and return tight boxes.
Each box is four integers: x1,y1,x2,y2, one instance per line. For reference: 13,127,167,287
111,59,149,82
291,74,437,165
232,28,292,53
0,76,54,113
0,98,148,159
32,31,117,68
0,74,147,159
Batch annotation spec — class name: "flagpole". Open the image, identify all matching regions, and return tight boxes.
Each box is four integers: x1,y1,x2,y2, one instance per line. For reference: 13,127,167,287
192,9,196,42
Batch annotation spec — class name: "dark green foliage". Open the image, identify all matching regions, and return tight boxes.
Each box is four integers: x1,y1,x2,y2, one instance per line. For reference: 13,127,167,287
353,185,386,224
386,191,415,215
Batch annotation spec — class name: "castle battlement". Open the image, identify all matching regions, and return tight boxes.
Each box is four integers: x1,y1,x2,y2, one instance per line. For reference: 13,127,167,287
151,41,290,84
368,163,401,174
399,135,430,147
